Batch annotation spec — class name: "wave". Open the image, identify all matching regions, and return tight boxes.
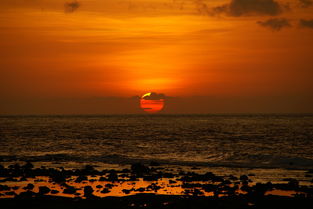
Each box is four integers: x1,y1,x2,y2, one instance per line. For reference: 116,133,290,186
1,153,313,170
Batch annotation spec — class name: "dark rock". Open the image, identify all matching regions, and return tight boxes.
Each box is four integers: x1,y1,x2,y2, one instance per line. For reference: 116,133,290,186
12,186,19,190
202,184,217,193
147,183,161,192
122,189,132,194
240,185,251,193
23,183,34,190
5,191,16,196
23,162,34,170
192,188,204,196
105,183,114,189
38,186,51,195
229,175,238,181
16,191,36,199
169,180,177,184
96,185,103,189
51,190,59,194
75,175,88,183
121,168,130,173
50,172,66,184
19,177,27,181
288,179,299,188
63,186,77,194
0,184,10,191
131,163,150,175
143,175,159,181
240,175,249,181
149,161,160,166
222,180,232,185
84,165,95,171
99,176,106,181
101,188,110,194
83,186,94,198
108,171,118,181
136,187,145,192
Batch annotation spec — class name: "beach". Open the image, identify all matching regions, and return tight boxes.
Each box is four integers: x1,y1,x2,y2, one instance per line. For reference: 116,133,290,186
0,162,313,208
1,115,313,208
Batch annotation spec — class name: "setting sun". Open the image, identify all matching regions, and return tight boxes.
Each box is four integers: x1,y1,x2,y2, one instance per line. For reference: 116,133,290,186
140,92,165,113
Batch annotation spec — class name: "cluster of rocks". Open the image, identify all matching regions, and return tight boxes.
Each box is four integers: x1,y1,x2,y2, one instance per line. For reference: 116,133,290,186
1,162,313,199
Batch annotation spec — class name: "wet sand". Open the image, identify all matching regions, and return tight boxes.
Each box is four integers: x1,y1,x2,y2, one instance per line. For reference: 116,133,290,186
1,162,313,208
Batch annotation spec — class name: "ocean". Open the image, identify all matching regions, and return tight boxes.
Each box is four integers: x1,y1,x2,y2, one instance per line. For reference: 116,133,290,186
1,114,313,183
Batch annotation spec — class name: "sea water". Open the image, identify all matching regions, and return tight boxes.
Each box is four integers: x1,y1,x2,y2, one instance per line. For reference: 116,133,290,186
1,114,313,182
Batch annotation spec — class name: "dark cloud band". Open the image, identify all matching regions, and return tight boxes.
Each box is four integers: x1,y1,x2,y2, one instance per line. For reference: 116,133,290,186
212,0,283,16
64,1,80,13
299,19,313,28
257,18,291,31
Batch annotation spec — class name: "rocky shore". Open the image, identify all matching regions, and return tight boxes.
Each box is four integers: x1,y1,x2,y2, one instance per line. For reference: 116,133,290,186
1,162,313,208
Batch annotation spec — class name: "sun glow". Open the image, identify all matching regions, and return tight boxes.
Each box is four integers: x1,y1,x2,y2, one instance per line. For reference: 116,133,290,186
140,92,165,113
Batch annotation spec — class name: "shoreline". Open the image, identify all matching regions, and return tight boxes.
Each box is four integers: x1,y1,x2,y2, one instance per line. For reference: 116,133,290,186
1,162,312,198
1,193,313,209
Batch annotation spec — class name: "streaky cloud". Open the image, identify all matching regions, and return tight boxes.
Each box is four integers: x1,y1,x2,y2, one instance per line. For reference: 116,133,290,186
64,0,80,13
212,0,283,17
299,19,313,28
299,0,312,8
257,18,291,31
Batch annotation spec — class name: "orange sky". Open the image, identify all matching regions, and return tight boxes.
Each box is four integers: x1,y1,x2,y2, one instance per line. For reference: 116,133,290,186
0,0,313,114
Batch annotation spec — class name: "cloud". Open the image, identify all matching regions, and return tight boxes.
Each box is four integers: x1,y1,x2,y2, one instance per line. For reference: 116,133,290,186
64,0,80,13
141,92,166,100
299,19,313,28
257,18,291,31
299,0,312,8
212,0,283,16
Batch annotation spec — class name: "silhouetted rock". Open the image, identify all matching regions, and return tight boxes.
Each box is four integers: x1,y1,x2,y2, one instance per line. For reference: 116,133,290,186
143,174,159,181
101,188,110,194
51,190,59,194
15,191,36,199
50,172,66,184
5,191,16,196
19,177,27,181
147,183,161,192
122,189,132,194
149,161,160,166
99,176,106,181
228,175,238,181
63,186,77,194
105,183,114,189
169,180,177,184
75,175,88,183
131,163,150,175
38,186,50,195
12,186,19,190
136,187,145,192
0,184,10,191
107,171,118,182
240,175,249,181
23,162,34,170
23,183,34,190
83,186,94,198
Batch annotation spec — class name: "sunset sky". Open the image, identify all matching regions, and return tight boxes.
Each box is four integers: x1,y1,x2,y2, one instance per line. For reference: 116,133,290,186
0,0,313,114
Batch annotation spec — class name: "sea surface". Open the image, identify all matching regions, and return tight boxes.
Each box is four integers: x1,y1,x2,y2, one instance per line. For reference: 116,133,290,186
1,114,313,182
